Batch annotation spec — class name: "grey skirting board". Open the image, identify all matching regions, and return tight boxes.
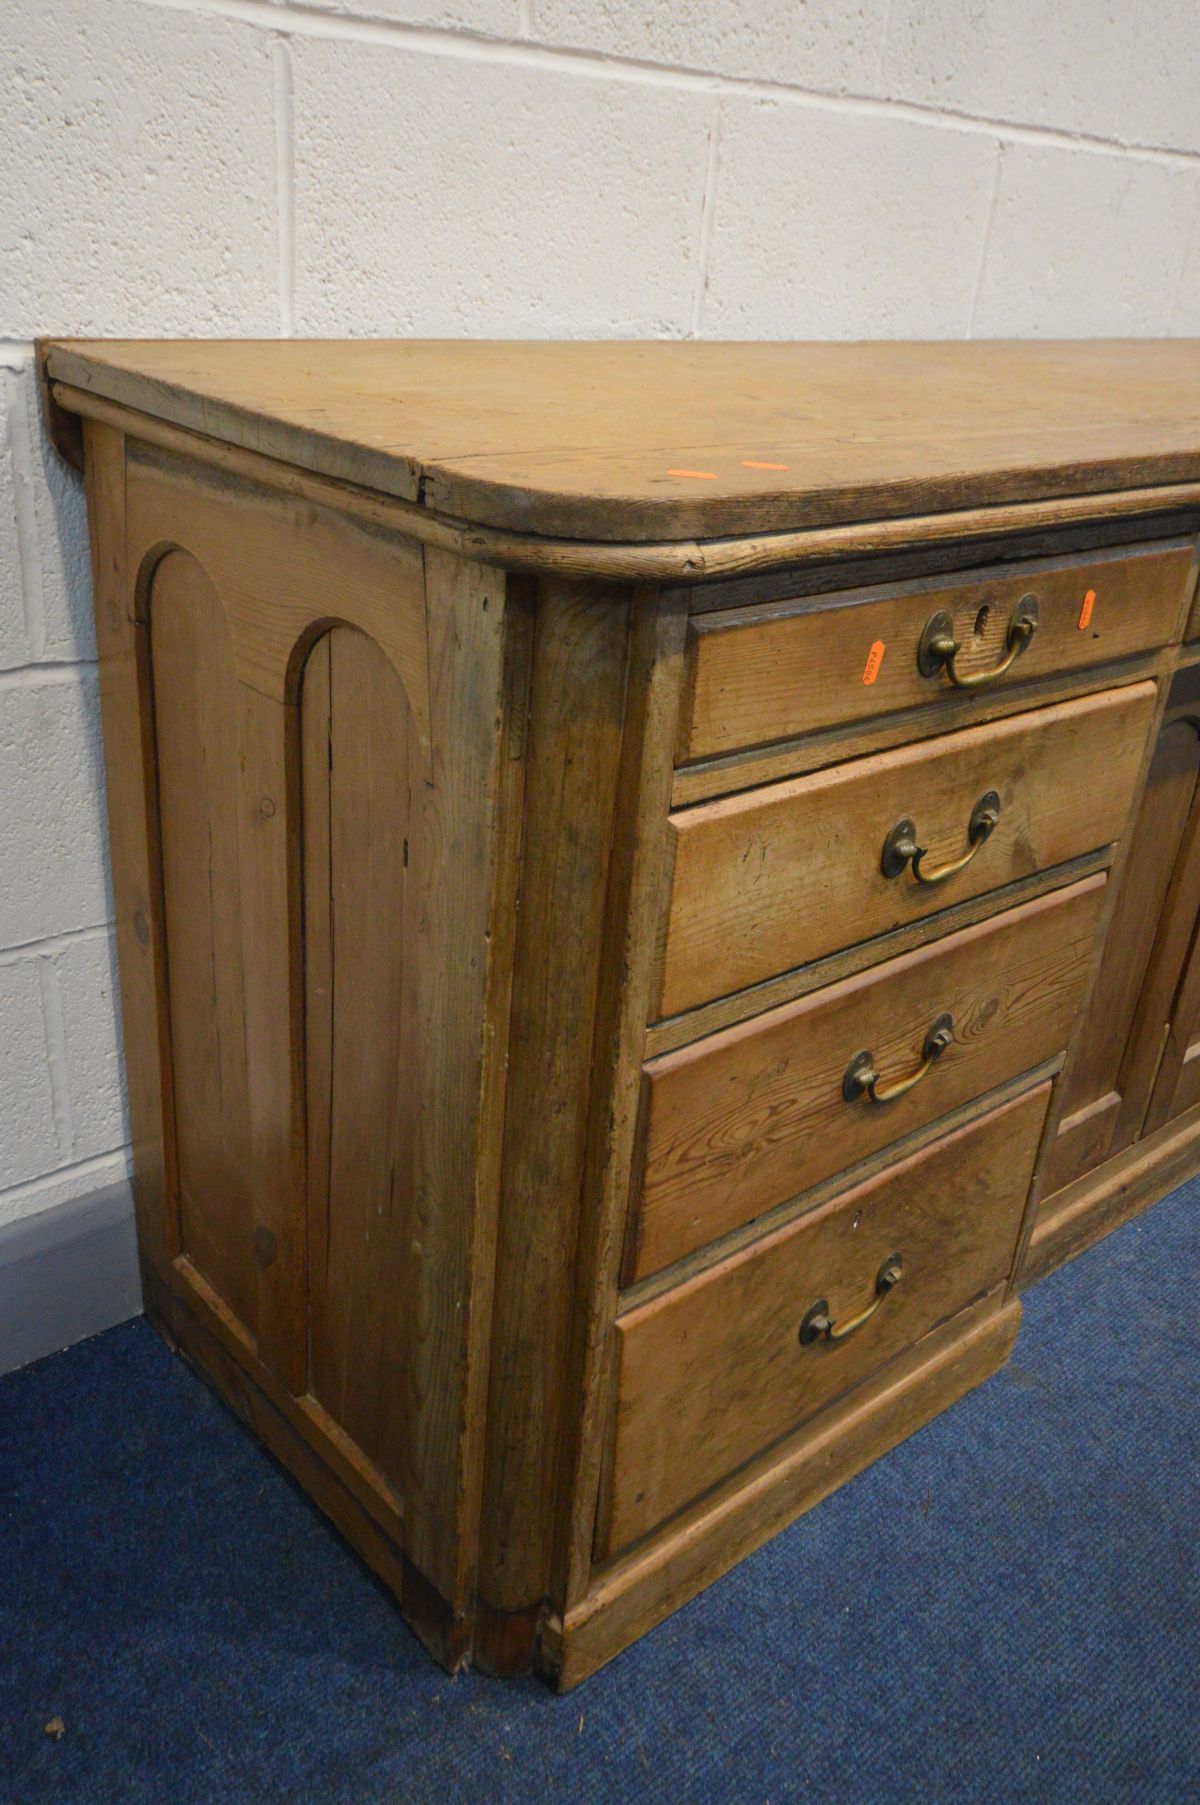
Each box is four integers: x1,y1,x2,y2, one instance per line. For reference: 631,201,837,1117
0,1181,142,1376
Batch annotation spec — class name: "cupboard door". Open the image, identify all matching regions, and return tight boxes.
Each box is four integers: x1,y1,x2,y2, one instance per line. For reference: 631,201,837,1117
1113,680,1200,1143
1141,784,1200,1134
1144,920,1200,1130
1043,712,1200,1191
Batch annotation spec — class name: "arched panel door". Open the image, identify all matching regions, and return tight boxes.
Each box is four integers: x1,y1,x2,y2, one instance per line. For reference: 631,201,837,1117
301,626,415,1491
149,550,257,1336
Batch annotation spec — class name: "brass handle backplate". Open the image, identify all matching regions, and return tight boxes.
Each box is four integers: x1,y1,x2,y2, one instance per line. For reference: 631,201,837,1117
799,1253,904,1347
843,1012,954,1104
918,595,1039,689
882,789,1001,887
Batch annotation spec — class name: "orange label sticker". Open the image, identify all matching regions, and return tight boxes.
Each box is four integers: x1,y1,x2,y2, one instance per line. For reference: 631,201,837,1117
862,640,886,685
1079,589,1096,630
667,468,718,480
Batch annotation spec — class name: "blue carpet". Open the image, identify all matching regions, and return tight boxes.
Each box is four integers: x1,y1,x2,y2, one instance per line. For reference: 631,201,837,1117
1,1186,1196,1805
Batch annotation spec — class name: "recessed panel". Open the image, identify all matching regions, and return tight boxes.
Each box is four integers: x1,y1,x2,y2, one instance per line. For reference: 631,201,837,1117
302,627,414,1486
151,550,256,1334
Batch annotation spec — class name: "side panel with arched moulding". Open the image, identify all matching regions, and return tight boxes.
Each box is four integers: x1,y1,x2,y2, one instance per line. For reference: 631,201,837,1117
95,429,531,1659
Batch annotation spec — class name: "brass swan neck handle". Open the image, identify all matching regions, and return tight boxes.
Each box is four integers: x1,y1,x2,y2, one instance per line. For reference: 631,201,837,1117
918,596,1039,690
799,1254,904,1347
843,1013,954,1105
882,791,1001,887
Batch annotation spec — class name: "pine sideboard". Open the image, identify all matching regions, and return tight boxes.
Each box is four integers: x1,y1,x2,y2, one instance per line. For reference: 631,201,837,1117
39,339,1200,1686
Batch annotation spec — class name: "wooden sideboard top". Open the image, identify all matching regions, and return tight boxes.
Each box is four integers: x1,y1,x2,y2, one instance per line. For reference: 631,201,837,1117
41,337,1200,549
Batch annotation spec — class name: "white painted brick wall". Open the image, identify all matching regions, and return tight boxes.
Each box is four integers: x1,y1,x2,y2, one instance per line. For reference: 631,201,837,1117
1,0,1198,1232
290,41,713,334
880,0,1137,137
703,101,998,337
0,960,63,1193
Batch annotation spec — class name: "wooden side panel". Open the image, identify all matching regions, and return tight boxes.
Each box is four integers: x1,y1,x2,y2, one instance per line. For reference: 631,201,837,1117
1045,715,1200,1191
117,451,530,1630
126,441,430,733
398,550,531,1612
126,448,438,1401
235,684,309,1390
552,591,691,1616
150,551,257,1336
599,1085,1049,1558
83,421,174,1280
658,682,1156,1017
146,554,306,1389
302,627,413,1487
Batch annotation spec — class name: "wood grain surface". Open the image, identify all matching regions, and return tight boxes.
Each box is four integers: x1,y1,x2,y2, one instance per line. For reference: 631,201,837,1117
658,681,1156,1017
682,541,1192,761
150,549,258,1338
1043,712,1200,1192
65,339,1200,1687
557,1291,1020,1686
631,875,1104,1281
44,338,1200,543
83,422,176,1280
599,1085,1048,1556
476,578,632,1618
302,627,413,1489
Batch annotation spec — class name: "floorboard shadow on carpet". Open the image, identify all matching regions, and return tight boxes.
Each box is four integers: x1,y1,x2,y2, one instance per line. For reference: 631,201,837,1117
1,1182,1196,1805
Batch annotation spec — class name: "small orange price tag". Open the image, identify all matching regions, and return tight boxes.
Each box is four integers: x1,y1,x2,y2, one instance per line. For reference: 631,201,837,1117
1079,589,1096,630
862,640,886,685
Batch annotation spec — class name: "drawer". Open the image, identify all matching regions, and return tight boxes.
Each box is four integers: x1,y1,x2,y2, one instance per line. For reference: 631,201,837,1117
682,541,1192,762
657,680,1154,1018
598,1084,1049,1558
629,873,1104,1281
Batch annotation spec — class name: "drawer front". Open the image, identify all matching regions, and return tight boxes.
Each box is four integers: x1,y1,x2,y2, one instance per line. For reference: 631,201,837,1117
599,1084,1049,1557
630,874,1104,1281
658,680,1154,1018
683,542,1191,762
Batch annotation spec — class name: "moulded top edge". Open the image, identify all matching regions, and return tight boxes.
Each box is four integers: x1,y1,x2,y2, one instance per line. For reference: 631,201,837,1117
39,336,1200,553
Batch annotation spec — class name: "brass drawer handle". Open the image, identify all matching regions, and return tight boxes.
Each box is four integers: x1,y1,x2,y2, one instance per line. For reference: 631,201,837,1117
918,595,1038,690
799,1253,904,1347
842,1012,953,1105
881,789,1001,887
